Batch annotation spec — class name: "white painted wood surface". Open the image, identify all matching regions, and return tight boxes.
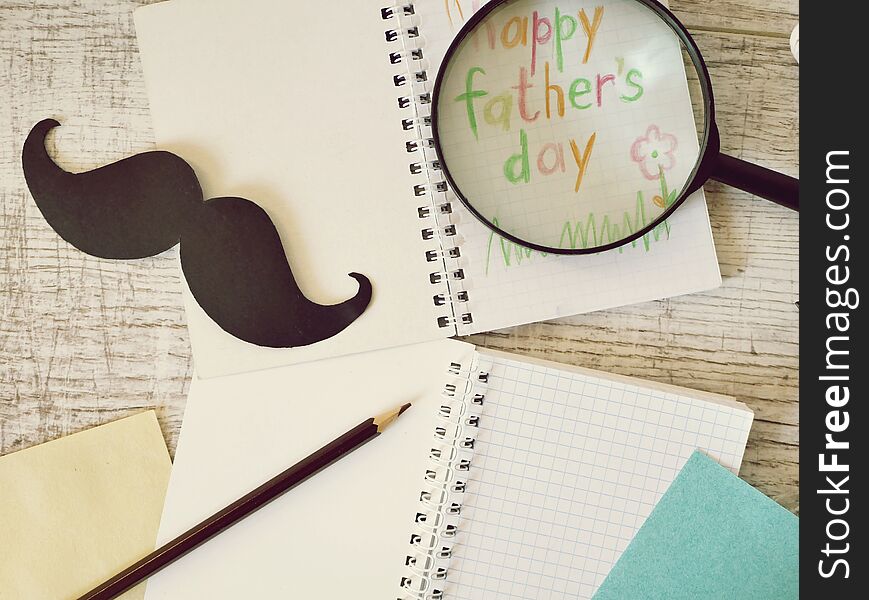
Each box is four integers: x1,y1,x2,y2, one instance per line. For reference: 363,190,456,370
0,0,799,511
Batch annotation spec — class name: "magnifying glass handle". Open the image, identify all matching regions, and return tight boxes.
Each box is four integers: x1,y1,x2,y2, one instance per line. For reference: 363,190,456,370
711,153,799,211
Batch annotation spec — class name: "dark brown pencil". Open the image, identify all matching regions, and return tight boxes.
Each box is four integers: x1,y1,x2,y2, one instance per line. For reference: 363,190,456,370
77,402,412,600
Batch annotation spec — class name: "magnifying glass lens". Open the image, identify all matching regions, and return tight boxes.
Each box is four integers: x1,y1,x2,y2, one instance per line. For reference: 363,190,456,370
434,0,707,252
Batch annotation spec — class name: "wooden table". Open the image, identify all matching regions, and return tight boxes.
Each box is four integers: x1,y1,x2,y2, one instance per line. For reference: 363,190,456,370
0,0,799,512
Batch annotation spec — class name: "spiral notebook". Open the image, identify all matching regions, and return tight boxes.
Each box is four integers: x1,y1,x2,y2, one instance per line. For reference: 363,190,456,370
143,340,752,599
134,0,720,378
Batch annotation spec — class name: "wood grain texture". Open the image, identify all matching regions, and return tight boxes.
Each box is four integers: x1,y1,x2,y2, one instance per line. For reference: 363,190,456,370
672,0,798,37
0,0,799,512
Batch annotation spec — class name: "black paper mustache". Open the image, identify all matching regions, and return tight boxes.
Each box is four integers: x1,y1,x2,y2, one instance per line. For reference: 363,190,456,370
22,119,372,348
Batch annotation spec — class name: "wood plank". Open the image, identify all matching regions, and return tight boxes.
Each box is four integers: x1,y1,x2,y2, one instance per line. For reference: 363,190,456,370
673,0,798,37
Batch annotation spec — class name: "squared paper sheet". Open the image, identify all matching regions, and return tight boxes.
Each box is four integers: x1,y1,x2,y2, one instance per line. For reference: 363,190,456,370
0,411,171,600
143,339,475,599
444,350,753,599
412,0,721,336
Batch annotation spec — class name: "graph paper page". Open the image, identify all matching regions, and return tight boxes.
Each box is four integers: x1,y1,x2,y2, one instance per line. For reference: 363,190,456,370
443,350,753,599
411,0,721,335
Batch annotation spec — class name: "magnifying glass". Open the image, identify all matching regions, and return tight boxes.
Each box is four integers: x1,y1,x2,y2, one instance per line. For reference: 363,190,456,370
431,0,798,255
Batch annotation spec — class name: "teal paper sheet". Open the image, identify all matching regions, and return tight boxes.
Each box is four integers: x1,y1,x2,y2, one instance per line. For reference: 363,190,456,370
594,451,798,599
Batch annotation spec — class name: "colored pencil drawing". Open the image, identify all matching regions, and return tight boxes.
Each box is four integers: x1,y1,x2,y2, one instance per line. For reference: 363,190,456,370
445,0,475,28
484,190,672,272
631,124,678,182
484,130,679,272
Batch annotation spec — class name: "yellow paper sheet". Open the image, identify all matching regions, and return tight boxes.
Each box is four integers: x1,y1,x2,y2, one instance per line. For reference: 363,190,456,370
0,411,171,600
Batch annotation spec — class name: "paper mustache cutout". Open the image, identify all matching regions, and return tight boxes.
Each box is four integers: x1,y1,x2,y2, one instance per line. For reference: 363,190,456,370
22,119,372,348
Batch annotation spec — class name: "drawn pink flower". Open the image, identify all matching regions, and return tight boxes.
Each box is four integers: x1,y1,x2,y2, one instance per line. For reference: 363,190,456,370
630,125,678,181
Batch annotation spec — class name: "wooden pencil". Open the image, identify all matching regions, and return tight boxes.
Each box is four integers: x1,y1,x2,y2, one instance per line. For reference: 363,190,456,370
77,402,412,600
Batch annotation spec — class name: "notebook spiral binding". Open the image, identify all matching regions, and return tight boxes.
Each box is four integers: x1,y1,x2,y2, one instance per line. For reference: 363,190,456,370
381,3,473,334
397,355,491,600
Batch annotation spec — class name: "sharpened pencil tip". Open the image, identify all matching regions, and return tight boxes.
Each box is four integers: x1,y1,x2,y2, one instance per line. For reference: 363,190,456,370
373,402,413,432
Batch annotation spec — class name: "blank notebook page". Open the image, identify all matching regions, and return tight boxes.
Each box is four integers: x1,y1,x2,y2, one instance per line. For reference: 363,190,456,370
446,351,753,599
134,0,448,378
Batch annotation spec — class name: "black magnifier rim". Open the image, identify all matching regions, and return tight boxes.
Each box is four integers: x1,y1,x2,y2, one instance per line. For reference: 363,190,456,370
430,0,716,255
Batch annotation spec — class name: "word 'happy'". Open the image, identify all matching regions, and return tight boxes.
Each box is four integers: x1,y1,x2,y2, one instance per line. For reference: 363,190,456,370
470,5,606,76
451,4,650,193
